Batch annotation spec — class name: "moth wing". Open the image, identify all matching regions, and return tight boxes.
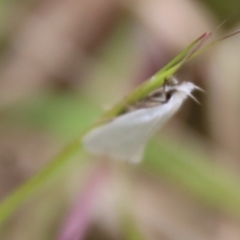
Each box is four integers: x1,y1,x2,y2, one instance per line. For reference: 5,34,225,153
82,105,172,163
128,144,145,163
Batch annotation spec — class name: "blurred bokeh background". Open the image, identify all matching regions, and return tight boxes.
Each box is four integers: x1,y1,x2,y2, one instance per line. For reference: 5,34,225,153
1,0,240,239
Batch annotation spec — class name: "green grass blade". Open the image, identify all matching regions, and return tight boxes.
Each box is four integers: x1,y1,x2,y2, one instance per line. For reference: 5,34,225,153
187,29,240,62
0,139,81,227
160,32,209,72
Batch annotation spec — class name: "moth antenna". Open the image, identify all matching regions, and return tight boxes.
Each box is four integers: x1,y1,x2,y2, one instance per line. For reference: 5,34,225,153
188,93,201,105
194,85,205,93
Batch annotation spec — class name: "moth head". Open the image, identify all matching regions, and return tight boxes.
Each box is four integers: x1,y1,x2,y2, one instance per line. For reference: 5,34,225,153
170,81,204,104
148,77,180,102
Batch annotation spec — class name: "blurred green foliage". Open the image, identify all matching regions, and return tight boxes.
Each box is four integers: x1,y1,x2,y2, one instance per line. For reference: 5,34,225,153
0,92,102,140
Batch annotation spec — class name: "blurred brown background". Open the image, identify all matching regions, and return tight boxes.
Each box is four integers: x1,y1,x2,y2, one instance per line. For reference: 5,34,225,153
1,0,240,239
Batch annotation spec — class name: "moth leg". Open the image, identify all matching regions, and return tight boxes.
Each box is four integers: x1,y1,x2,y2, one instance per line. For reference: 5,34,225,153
162,78,169,102
162,76,179,102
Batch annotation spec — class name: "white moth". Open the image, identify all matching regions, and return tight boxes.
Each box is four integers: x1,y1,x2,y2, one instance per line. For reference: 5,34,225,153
82,79,202,163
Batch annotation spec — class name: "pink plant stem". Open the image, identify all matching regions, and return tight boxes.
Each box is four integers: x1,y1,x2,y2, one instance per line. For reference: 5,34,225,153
57,162,109,240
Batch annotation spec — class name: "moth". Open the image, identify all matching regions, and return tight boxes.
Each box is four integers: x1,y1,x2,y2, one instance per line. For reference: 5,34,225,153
82,78,203,163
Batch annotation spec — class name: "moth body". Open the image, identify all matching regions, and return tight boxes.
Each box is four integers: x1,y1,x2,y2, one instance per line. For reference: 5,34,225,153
82,80,202,163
